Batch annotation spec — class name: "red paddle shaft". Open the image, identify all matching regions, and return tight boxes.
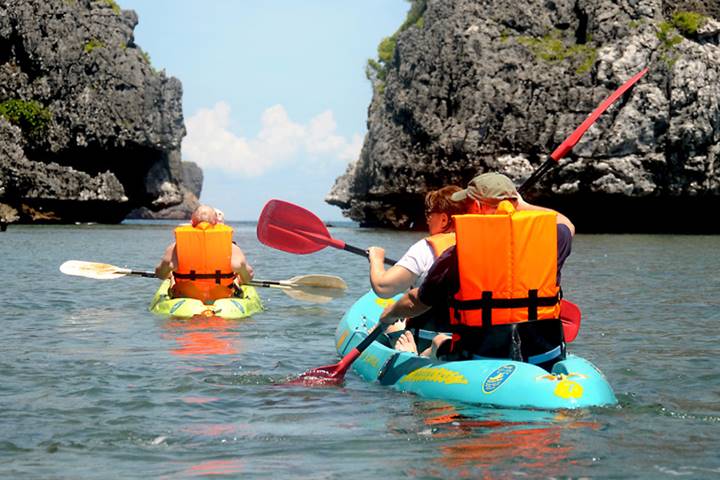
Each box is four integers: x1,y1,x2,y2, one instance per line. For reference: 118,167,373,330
518,68,648,194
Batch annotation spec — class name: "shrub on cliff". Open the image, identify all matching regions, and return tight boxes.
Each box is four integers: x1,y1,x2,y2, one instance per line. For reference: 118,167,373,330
366,0,427,87
0,99,52,140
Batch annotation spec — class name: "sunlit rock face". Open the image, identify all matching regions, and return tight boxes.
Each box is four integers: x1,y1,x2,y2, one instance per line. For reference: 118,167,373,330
0,0,196,223
328,0,720,233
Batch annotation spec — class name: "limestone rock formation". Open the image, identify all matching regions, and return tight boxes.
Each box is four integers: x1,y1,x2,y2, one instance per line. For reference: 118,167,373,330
126,161,202,219
0,0,194,223
328,0,720,233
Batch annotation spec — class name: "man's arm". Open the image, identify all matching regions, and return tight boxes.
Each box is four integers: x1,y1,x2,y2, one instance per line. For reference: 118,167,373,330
231,244,254,283
155,243,176,279
516,196,575,236
379,288,430,324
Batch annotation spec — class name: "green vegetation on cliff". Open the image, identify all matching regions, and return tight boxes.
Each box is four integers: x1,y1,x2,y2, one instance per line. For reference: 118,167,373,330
366,0,427,88
84,38,104,53
517,30,597,75
656,11,707,66
94,0,120,14
0,99,52,138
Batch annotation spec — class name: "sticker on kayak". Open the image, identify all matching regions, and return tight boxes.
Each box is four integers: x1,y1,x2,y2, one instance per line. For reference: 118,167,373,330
482,365,516,394
335,330,349,351
169,300,186,314
375,298,395,308
399,367,468,385
230,300,245,314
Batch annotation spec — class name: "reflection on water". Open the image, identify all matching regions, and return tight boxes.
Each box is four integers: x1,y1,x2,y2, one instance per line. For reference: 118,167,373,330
179,459,245,477
162,317,243,356
398,401,602,478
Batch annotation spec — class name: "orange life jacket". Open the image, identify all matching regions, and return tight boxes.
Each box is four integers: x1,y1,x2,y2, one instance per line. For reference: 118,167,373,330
171,222,236,303
449,201,561,327
425,232,456,258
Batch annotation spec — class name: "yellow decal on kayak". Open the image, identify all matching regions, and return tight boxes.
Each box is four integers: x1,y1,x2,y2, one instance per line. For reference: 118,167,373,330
537,372,587,381
375,298,396,308
554,379,584,399
400,367,468,385
362,353,380,368
336,330,349,351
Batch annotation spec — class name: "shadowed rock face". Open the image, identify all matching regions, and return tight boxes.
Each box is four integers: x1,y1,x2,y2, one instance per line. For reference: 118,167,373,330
0,0,192,223
328,0,720,233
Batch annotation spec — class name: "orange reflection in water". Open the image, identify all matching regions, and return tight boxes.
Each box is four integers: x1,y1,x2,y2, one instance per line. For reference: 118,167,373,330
163,316,243,356
183,459,244,477
409,403,600,479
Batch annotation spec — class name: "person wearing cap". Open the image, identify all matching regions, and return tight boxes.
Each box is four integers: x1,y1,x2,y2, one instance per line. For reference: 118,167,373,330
378,172,574,370
155,205,254,302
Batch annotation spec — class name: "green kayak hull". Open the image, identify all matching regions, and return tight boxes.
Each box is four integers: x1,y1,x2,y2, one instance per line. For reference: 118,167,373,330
149,280,263,319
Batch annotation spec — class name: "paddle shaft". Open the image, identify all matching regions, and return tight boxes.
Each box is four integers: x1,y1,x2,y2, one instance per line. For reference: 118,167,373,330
336,326,385,372
343,243,397,266
127,270,156,278
518,68,648,195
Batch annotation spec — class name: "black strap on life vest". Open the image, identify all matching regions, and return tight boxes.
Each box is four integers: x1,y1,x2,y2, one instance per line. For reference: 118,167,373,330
173,269,235,284
452,289,560,327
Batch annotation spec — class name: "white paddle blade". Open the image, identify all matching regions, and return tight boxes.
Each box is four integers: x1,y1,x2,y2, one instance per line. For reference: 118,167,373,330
59,260,130,280
288,274,347,290
282,288,335,304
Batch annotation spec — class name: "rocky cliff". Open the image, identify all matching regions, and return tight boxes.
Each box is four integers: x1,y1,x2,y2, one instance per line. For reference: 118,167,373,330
0,0,193,224
328,0,720,233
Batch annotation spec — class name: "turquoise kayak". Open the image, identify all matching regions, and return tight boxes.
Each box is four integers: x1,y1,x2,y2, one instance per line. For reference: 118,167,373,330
149,280,263,319
335,291,617,410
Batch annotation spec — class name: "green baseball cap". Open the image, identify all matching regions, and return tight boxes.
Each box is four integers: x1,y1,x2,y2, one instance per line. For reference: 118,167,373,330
450,172,518,202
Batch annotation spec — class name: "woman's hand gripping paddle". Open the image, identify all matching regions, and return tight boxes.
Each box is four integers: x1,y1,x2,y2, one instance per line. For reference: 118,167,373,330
59,260,346,304
257,199,398,265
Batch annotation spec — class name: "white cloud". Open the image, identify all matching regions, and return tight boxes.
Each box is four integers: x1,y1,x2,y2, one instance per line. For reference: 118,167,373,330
182,102,363,177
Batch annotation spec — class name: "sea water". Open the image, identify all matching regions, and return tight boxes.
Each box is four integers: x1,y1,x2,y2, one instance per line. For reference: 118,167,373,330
1,222,719,478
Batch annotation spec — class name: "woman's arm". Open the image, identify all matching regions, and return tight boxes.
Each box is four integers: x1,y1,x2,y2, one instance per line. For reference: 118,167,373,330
368,246,417,298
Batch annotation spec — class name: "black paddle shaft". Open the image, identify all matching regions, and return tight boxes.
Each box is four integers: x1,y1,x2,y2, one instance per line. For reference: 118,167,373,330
517,158,556,195
342,243,398,266
131,270,157,278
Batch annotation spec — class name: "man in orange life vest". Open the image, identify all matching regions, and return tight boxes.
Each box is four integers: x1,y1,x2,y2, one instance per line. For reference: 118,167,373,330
155,205,254,303
379,172,574,370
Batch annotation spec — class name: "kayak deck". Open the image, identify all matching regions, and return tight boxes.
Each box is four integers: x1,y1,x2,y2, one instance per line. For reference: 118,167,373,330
149,280,263,319
335,291,617,410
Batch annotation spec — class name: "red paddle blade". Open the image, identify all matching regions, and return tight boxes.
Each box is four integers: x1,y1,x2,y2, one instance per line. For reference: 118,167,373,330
560,299,582,343
285,365,345,386
284,347,360,386
550,67,648,161
257,199,342,254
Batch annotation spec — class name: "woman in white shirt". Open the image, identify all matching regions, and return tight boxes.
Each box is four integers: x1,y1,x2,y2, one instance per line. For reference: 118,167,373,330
367,185,475,298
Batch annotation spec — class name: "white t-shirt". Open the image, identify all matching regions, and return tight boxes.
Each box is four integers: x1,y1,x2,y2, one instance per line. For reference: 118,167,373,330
394,238,437,287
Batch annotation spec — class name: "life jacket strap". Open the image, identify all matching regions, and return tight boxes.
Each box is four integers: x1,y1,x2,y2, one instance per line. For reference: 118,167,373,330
173,269,236,284
452,290,560,322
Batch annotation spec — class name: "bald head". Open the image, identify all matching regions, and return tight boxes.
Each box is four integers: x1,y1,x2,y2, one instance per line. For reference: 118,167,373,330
191,205,218,227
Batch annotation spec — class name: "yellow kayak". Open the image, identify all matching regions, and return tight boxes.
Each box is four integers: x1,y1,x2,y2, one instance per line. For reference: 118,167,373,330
148,280,263,319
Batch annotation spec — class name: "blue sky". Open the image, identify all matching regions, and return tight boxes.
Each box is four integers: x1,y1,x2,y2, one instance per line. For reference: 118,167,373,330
118,0,410,221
